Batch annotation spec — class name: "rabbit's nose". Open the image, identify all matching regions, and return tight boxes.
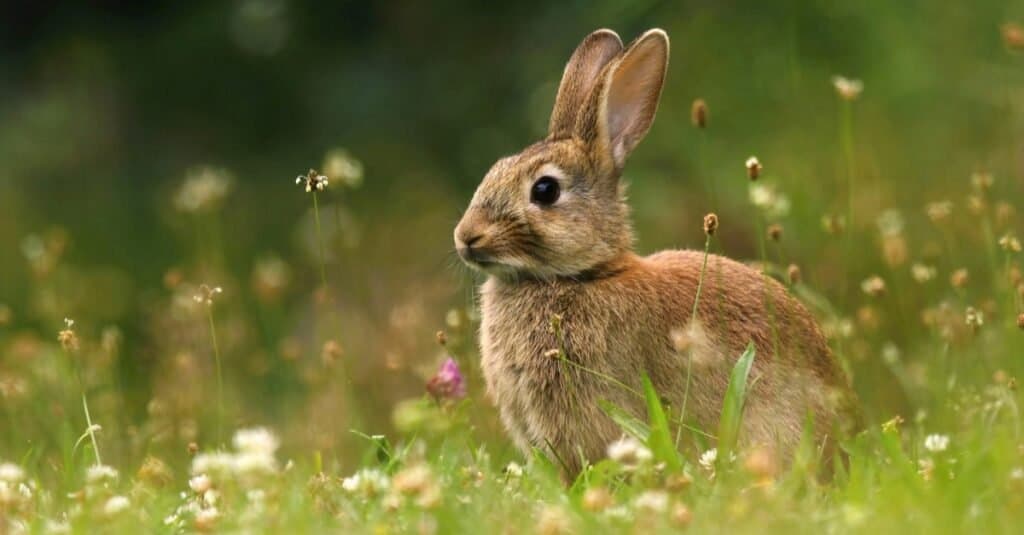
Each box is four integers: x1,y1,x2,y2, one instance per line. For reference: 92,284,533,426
459,232,483,248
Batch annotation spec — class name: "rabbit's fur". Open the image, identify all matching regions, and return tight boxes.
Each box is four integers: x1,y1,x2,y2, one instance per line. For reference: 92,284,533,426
454,29,861,476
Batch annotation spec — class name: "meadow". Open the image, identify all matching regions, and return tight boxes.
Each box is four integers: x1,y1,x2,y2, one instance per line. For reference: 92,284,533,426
2,2,1024,533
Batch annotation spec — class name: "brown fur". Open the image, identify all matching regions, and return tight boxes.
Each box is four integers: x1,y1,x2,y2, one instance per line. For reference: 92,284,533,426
454,29,861,476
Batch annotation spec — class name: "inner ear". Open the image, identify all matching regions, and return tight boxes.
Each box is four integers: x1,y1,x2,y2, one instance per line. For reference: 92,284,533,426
548,30,623,140
599,30,669,168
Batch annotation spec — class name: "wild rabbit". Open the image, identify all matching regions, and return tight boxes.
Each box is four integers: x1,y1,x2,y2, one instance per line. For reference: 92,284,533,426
454,28,861,476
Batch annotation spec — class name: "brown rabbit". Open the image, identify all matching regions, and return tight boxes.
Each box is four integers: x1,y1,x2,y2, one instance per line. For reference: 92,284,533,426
454,28,861,476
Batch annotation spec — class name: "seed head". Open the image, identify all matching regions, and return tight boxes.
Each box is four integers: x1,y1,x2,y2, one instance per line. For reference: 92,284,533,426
193,285,223,306
911,263,936,283
58,318,79,353
671,504,693,528
926,201,953,224
1017,313,1024,330
831,75,863,101
787,264,801,284
703,213,718,236
767,223,783,242
581,487,614,512
745,156,762,181
861,276,886,297
435,330,447,347
1003,23,1024,50
295,168,329,193
965,307,984,331
821,213,846,235
951,268,970,289
691,99,708,128
999,233,1022,253
971,171,994,191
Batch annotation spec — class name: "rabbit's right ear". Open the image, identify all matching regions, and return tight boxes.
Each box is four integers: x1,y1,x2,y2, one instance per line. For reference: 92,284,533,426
548,29,624,140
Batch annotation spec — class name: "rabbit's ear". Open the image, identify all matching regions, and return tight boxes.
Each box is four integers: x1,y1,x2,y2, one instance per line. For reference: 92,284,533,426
579,29,668,170
548,29,623,140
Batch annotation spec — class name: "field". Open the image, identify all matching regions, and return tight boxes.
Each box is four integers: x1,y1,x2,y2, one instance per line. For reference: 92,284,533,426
2,2,1024,533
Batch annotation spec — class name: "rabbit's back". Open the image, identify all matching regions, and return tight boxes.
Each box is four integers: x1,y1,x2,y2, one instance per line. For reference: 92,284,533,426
479,250,859,474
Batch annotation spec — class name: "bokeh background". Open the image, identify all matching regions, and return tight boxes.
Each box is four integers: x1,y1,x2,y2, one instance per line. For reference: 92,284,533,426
2,0,1024,472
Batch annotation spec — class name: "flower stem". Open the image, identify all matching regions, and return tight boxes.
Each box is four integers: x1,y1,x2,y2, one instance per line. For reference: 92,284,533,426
312,191,328,291
206,306,224,446
676,233,712,449
73,365,102,465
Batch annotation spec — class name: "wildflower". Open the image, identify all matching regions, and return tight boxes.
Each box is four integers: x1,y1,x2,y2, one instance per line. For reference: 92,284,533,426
137,456,174,488
1003,22,1024,50
745,156,762,181
192,284,223,306
341,468,390,497
174,167,233,213
971,171,994,191
881,415,904,433
536,505,573,535
691,99,708,128
911,263,937,283
435,330,448,347
965,307,984,331
296,168,329,193
582,487,614,512
504,462,524,478
999,233,1022,253
924,434,950,453
0,463,24,483
189,474,212,494
86,464,119,484
996,201,1016,227
103,495,131,516
322,149,364,189
191,452,235,476
744,446,779,481
767,223,783,242
926,201,953,223
821,213,846,235
671,503,693,526
606,436,652,469
785,264,801,285
703,213,718,236
1017,313,1024,330
876,210,904,236
749,184,790,217
251,255,291,302
633,490,670,513
426,357,466,401
967,194,986,215
321,340,343,367
699,448,718,471
951,268,969,289
832,75,863,100
665,472,693,492
861,276,886,297
918,458,935,481
194,507,220,530
58,318,79,353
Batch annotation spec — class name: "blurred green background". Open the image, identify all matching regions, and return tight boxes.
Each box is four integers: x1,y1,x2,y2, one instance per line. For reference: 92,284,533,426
2,0,1024,468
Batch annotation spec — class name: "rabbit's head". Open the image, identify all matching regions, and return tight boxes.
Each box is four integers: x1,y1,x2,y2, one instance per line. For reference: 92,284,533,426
454,29,669,279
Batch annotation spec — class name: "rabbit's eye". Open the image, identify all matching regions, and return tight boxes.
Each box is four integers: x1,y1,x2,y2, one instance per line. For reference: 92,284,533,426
530,176,560,206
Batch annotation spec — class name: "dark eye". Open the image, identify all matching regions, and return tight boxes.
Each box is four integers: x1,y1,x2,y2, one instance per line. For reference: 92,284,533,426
530,176,561,205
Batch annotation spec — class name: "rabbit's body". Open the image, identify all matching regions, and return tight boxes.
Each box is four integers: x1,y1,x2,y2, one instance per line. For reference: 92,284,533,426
454,28,860,476
480,251,858,475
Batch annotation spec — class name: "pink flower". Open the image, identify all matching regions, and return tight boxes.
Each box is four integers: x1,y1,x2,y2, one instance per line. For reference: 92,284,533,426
426,358,466,401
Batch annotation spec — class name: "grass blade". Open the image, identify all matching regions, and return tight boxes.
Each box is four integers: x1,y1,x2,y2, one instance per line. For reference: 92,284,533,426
641,374,682,471
717,343,756,460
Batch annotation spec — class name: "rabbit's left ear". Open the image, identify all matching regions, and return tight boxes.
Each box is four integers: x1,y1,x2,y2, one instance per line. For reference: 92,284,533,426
579,29,669,170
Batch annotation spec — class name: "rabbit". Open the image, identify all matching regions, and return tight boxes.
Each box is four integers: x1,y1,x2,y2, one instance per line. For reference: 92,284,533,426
453,28,861,477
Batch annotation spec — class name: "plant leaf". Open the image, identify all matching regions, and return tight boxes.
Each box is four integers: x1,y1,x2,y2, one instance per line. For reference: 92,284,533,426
641,374,682,471
598,399,650,442
717,343,756,459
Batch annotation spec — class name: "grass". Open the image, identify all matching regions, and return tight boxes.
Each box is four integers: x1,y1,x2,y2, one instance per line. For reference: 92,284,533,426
4,21,1024,535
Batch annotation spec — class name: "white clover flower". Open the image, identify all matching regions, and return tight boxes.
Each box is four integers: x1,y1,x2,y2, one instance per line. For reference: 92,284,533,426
699,448,718,471
341,468,390,497
924,434,950,453
233,451,278,476
86,464,119,484
0,463,25,483
911,263,936,283
504,461,524,478
194,507,220,529
103,495,130,516
191,452,235,476
189,474,212,494
174,167,233,213
233,427,280,455
832,75,864,100
607,437,652,468
633,490,669,513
